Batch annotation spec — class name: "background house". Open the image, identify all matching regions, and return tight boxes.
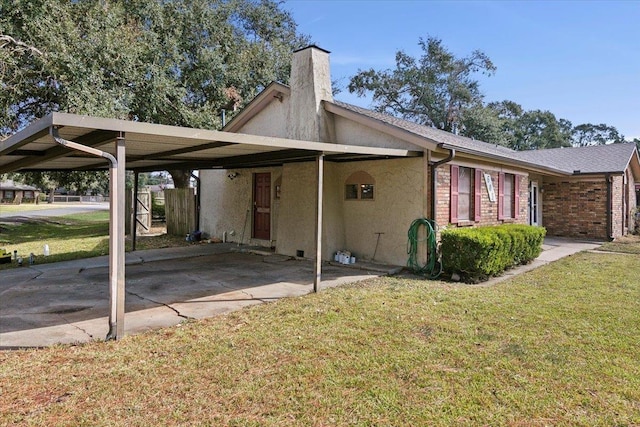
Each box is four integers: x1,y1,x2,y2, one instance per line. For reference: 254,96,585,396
199,46,640,266
0,180,40,204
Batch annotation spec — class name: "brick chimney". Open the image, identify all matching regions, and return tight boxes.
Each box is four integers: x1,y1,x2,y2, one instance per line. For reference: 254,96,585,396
288,45,333,142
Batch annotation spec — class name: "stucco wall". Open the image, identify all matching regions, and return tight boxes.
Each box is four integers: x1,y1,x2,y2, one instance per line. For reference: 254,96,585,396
199,167,282,244
335,157,424,266
234,96,289,138
333,115,420,150
275,162,318,257
200,157,423,266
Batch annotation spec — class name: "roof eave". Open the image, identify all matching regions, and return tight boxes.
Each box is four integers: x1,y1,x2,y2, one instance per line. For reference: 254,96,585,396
437,143,570,176
223,82,290,133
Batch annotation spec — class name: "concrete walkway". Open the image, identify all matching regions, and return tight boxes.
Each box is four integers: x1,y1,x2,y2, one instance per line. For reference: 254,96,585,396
0,237,603,349
482,236,603,286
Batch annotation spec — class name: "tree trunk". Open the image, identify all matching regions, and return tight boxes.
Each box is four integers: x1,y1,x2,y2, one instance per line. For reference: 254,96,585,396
168,169,192,189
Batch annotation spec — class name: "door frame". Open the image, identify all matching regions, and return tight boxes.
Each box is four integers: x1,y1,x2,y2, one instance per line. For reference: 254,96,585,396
529,180,541,226
252,172,271,240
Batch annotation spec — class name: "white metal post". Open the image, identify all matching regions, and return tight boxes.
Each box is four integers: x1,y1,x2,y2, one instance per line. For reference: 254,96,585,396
107,133,126,340
314,153,324,292
115,133,126,338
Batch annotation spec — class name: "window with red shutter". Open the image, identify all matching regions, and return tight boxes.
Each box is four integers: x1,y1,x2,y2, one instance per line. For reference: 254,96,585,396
474,169,482,221
498,172,505,220
450,165,459,223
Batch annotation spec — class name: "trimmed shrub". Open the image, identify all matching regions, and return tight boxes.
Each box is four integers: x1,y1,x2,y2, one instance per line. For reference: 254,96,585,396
441,225,546,282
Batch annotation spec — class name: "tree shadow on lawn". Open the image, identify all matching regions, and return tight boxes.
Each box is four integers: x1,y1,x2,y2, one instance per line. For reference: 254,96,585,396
0,217,108,245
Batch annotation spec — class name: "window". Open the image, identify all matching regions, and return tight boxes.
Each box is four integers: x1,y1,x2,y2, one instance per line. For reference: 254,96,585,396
24,191,34,199
3,190,14,200
498,173,520,220
450,165,482,223
458,166,472,221
345,171,375,200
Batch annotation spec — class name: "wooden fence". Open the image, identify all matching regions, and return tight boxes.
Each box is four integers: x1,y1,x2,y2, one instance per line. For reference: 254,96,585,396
125,189,151,235
165,188,196,237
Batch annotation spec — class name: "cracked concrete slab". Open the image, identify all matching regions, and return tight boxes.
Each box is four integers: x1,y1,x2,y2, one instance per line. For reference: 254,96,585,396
0,247,383,347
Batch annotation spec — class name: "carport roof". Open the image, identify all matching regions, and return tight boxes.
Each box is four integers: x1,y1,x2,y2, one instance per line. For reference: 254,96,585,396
0,112,420,174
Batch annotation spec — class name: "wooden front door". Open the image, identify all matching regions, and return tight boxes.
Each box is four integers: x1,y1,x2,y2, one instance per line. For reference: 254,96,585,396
253,173,271,240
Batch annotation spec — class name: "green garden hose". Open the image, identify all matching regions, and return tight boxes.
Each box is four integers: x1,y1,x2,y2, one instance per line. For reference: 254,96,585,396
407,218,442,278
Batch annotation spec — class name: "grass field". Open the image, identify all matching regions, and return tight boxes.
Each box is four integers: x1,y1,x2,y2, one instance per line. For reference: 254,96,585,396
0,211,189,269
597,234,640,254
1,251,639,426
0,204,58,213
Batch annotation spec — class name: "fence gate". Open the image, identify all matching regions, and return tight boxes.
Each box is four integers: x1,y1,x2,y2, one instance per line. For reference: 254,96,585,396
165,188,196,237
125,189,151,235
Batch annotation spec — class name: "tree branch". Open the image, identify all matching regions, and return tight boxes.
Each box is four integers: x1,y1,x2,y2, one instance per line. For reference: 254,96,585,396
0,34,43,55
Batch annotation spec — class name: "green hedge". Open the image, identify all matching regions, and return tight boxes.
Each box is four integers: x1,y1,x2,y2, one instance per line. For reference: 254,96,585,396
441,225,546,282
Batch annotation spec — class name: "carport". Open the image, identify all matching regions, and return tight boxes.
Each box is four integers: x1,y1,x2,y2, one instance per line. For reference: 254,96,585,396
0,112,418,340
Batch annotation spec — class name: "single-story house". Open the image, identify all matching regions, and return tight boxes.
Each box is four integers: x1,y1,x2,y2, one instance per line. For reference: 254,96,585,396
0,179,40,204
199,45,640,266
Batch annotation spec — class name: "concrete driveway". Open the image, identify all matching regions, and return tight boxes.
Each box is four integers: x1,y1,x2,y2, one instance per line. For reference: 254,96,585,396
0,244,384,348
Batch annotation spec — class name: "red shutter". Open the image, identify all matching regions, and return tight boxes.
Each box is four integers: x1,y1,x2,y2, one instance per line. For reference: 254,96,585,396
498,172,505,220
474,169,482,222
450,165,459,223
513,174,520,219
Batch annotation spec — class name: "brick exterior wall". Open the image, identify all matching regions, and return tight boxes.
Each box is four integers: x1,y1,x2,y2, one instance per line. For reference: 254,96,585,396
611,175,624,238
434,164,528,228
431,162,637,240
542,179,609,239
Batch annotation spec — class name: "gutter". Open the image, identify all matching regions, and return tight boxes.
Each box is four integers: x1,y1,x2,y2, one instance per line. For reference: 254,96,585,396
606,173,613,240
429,146,456,220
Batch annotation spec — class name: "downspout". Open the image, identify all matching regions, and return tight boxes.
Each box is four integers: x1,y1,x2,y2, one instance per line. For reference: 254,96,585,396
190,172,201,231
52,127,116,166
429,146,456,220
51,127,122,340
606,173,613,240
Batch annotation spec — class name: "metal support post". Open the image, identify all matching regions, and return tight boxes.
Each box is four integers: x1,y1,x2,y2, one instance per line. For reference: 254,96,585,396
131,171,139,251
314,153,324,292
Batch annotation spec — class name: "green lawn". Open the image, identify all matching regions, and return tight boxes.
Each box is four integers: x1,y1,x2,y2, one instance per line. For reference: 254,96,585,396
0,211,189,269
1,251,638,426
597,234,640,254
0,203,58,213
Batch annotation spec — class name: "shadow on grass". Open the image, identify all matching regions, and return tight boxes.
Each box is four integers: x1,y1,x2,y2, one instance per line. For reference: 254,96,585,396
0,218,109,245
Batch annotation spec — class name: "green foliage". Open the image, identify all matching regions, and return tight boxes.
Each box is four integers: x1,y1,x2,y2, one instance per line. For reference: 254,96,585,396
571,123,626,146
511,110,572,150
1,0,309,187
348,36,495,133
441,224,546,282
9,170,109,196
151,194,165,220
346,36,629,152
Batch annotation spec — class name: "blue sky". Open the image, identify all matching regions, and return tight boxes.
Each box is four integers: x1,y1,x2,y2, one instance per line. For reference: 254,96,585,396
284,0,640,140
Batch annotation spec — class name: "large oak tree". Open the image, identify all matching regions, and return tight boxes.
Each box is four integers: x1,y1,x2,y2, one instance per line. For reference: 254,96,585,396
1,0,308,189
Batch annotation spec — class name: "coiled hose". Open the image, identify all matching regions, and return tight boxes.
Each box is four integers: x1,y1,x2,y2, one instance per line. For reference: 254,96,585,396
406,218,442,278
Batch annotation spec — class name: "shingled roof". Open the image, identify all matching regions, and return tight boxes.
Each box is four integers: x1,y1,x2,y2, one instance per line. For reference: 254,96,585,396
329,100,519,159
515,142,639,174
327,100,639,176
